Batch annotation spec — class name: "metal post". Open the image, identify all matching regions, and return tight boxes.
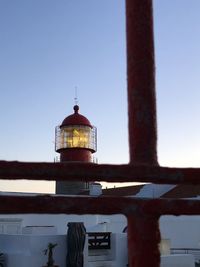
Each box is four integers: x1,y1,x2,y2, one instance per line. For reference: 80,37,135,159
126,0,158,165
127,214,161,267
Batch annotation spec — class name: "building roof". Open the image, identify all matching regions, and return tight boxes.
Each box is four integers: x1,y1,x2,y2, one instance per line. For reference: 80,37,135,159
104,184,200,199
161,184,200,198
79,184,144,196
79,183,200,199
102,185,144,196
61,105,92,127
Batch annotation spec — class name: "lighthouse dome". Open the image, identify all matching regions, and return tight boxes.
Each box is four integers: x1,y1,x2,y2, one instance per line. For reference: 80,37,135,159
61,105,92,128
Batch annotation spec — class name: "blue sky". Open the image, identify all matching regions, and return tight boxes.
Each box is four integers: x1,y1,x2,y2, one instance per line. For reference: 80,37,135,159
0,1,200,192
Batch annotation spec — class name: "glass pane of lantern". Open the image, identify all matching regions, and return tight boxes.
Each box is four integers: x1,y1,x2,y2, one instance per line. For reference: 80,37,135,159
55,125,97,152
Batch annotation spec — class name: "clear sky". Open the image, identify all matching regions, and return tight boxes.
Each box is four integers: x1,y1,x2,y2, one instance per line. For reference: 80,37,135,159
0,1,200,193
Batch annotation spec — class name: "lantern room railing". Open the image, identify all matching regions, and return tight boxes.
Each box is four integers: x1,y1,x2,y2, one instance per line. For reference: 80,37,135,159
0,1,200,267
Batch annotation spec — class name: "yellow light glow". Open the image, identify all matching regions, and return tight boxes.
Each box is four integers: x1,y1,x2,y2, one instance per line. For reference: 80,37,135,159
72,129,88,147
57,126,93,150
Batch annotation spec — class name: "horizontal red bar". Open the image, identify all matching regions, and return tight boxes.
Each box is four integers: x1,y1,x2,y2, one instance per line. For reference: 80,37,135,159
1,195,200,216
1,160,200,184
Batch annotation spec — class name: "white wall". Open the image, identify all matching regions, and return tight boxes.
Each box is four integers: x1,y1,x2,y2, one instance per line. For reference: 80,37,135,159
0,232,127,267
1,213,200,265
0,218,22,234
136,184,176,198
0,214,127,234
87,233,127,267
160,215,200,249
2,213,200,250
161,254,195,267
0,234,66,267
114,233,128,266
0,232,196,267
0,214,99,234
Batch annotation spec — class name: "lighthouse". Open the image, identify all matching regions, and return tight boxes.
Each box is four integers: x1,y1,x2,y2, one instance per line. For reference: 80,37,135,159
55,105,97,194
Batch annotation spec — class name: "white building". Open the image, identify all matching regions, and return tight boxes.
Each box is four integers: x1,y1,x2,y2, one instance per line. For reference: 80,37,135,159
0,183,199,267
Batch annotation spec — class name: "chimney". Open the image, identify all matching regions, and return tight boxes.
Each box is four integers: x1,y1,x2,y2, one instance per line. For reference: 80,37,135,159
89,183,102,196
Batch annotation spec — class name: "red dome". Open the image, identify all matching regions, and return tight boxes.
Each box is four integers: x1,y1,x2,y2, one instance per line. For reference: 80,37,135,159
61,105,92,127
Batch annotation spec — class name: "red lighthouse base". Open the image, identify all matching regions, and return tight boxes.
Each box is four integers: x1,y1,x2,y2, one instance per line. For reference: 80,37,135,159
60,149,91,162
56,148,91,195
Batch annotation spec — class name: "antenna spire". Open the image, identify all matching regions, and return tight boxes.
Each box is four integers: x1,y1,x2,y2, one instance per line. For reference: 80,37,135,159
74,86,78,105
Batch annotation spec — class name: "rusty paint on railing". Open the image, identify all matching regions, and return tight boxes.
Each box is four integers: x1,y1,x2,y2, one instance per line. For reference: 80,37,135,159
126,0,157,166
1,195,200,217
1,160,200,185
128,215,160,267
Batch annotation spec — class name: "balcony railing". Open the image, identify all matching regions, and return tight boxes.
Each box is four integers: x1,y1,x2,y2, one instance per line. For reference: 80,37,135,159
88,232,111,250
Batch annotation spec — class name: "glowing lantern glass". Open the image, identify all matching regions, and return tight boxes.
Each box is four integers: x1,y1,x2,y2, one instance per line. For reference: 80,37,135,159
55,125,97,152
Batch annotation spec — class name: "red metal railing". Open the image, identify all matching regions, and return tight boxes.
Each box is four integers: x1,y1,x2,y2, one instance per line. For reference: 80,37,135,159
1,1,200,267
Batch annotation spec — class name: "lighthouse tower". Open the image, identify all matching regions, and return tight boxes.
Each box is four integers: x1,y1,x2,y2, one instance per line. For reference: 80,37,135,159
55,105,97,194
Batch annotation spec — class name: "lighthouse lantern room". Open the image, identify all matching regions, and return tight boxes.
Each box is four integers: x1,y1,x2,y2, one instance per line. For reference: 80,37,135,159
55,105,97,194
55,125,96,152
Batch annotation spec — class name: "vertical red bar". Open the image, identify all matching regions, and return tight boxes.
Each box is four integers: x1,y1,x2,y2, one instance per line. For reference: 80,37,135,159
127,214,161,267
126,0,158,165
